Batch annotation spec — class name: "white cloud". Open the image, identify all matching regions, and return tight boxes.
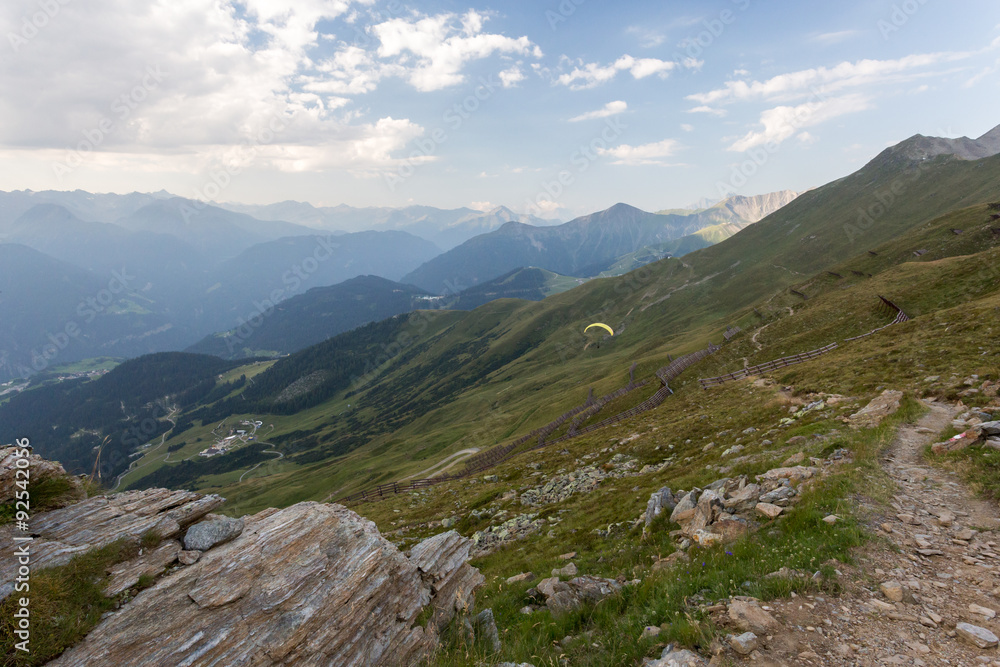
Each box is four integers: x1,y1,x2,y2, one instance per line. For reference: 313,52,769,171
687,52,972,106
0,1,547,183
555,55,676,90
371,10,540,91
569,101,628,122
680,123,694,132
470,200,493,210
499,65,526,88
812,30,859,45
728,94,871,152
597,139,680,166
688,106,727,117
626,26,666,48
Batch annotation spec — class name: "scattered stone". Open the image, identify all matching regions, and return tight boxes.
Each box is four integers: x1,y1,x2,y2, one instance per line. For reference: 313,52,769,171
755,502,783,519
483,475,499,482
955,622,999,649
822,514,839,525
880,581,904,602
645,646,708,666
969,603,997,620
642,625,661,639
558,551,577,560
441,517,457,528
178,550,201,566
848,389,903,429
727,632,759,655
757,466,817,482
728,599,780,635
552,562,578,578
506,572,535,585
782,452,806,466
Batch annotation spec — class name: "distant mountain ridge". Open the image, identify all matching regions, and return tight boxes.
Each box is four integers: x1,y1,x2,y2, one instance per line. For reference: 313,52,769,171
401,191,800,293
217,200,558,249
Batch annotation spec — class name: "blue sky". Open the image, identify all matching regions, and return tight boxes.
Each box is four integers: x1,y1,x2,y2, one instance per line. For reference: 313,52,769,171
1,0,998,219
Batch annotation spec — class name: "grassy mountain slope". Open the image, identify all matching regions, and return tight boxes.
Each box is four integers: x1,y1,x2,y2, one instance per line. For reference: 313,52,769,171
23,136,1000,515
186,275,433,359
112,150,1000,512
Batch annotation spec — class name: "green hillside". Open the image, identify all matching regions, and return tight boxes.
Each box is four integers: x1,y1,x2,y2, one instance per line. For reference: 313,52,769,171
97,144,1000,513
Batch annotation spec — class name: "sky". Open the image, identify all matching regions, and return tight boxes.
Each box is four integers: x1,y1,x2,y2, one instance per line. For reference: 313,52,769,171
1,0,998,220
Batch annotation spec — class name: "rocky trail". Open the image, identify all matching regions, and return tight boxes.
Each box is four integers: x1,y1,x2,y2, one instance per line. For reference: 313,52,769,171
727,400,1000,666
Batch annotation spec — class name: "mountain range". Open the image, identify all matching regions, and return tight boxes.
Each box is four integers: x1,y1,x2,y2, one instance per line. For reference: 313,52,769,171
401,190,799,293
0,187,801,380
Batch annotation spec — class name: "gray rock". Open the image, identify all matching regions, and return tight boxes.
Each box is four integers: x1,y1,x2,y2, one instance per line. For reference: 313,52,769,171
669,490,698,524
441,517,457,528
474,608,502,653
183,515,244,551
705,478,730,491
645,646,708,666
955,622,998,648
645,487,676,526
729,598,780,634
758,485,797,504
979,420,1000,436
552,562,578,577
722,484,761,513
727,631,759,655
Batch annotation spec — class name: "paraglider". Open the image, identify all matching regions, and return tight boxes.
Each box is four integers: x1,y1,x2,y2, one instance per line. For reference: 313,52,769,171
584,322,614,336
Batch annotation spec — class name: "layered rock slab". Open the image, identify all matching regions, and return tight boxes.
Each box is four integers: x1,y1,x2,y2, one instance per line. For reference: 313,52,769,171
49,502,482,667
0,488,223,600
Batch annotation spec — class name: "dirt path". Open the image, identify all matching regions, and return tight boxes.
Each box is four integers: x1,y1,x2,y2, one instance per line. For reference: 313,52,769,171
400,448,480,482
745,400,1000,666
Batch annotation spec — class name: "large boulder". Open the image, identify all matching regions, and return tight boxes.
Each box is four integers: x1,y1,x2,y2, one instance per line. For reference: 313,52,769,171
49,503,484,667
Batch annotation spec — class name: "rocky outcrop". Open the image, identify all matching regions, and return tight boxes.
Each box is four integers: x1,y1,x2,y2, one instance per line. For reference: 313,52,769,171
50,503,484,667
0,444,84,506
0,488,223,601
409,529,485,631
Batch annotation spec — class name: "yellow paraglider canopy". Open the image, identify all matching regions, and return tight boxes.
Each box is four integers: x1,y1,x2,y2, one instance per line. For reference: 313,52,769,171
584,322,614,336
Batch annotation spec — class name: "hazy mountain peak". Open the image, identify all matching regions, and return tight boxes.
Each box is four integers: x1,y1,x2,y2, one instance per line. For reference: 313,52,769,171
868,123,1000,169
